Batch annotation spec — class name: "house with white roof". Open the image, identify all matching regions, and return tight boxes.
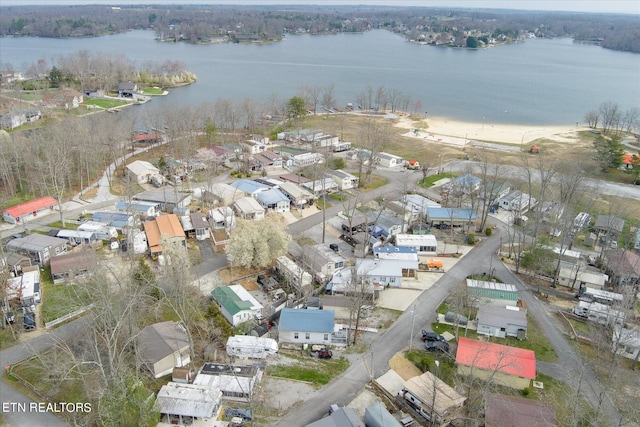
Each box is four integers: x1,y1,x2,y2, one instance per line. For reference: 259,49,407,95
558,267,608,290
126,160,160,184
301,177,339,196
115,200,160,218
155,382,222,426
276,256,313,295
498,190,537,214
395,234,438,256
289,152,324,169
327,267,383,299
357,257,418,286
240,139,267,154
134,189,192,211
233,197,265,221
377,152,403,167
203,183,245,207
327,169,359,190
193,363,263,403
475,306,528,339
374,246,419,261
613,326,640,362
211,285,263,326
209,206,235,230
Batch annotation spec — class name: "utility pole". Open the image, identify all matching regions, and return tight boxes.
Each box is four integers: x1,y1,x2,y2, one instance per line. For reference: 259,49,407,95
409,303,416,351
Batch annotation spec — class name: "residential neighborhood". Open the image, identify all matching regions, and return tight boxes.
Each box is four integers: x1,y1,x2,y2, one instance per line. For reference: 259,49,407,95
1,120,639,427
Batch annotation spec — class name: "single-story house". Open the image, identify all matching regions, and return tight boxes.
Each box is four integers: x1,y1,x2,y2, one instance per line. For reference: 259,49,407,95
498,190,537,214
126,160,160,185
256,188,290,213
143,214,186,256
92,211,137,233
613,326,640,362
203,183,245,206
327,169,359,190
288,152,324,169
253,150,283,169
594,215,625,239
3,196,58,224
209,206,235,230
327,267,383,299
475,306,528,339
456,337,536,390
278,181,314,208
557,267,607,290
230,179,269,198
6,234,67,266
377,152,403,168
484,393,557,427
139,321,191,378
278,308,335,347
233,197,265,221
0,252,31,276
603,249,640,288
49,250,97,284
279,173,311,184
115,200,160,218
155,382,222,426
366,209,407,237
402,371,466,426
306,406,364,427
441,173,482,197
387,194,441,224
374,246,419,262
395,234,438,256
42,90,83,109
56,229,98,246
6,268,40,305
301,177,339,196
240,139,267,154
356,257,419,286
301,244,346,284
189,212,211,240
466,279,520,307
117,81,138,97
0,109,41,129
193,363,263,403
479,181,511,201
134,190,192,212
211,285,263,327
426,207,478,228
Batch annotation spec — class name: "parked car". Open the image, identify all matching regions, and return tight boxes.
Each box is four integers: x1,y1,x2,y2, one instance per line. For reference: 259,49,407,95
421,330,445,342
444,311,468,325
314,348,333,359
425,340,450,353
23,311,36,331
225,408,253,420
329,243,339,252
339,234,357,247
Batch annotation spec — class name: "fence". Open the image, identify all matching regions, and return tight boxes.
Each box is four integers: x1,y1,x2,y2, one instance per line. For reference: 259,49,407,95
44,304,94,329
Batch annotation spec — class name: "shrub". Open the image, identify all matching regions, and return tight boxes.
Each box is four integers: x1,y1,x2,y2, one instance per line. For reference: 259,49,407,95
467,234,476,245
522,387,531,396
485,227,492,236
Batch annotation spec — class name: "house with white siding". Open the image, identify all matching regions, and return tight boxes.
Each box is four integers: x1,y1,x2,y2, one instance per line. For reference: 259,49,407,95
278,308,335,347
211,285,263,327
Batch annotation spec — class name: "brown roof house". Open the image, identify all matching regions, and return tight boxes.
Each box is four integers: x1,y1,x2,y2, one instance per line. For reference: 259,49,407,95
42,90,84,109
603,249,640,289
138,321,191,378
402,371,466,426
485,393,557,427
143,214,186,256
49,250,97,284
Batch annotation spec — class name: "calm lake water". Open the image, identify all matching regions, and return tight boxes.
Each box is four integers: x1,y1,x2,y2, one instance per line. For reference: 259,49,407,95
2,29,639,125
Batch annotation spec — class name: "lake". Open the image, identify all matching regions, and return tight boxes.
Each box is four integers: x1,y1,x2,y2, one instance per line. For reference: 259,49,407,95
1,29,639,125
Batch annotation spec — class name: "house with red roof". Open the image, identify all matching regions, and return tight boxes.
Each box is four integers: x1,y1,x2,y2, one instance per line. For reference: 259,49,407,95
3,196,58,224
455,337,536,390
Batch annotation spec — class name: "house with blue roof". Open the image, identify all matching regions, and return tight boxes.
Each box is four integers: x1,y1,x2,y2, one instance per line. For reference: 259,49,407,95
92,211,137,233
256,188,290,213
442,173,482,195
426,207,477,228
116,200,160,218
278,308,335,346
229,179,269,198
374,246,419,262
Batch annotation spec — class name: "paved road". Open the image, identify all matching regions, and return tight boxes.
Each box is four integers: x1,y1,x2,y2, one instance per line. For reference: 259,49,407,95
0,317,89,426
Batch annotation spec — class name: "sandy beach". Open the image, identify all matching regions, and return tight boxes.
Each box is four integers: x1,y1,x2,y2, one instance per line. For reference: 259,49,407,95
395,115,584,146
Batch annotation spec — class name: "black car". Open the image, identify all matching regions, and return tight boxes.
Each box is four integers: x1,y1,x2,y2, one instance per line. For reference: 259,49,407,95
23,311,36,331
425,340,449,353
329,243,339,252
339,234,357,247
421,330,445,342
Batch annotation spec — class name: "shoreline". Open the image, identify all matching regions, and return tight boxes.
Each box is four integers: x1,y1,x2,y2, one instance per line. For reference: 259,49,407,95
396,115,585,145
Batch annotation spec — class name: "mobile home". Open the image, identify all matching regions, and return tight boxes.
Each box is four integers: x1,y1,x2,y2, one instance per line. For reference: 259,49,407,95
226,335,278,359
78,221,118,240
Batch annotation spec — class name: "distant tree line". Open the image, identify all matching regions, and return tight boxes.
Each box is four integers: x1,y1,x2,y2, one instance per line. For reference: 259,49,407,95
0,5,638,53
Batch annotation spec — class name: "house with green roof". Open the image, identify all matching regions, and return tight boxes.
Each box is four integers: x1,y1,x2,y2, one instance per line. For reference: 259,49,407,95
211,285,263,327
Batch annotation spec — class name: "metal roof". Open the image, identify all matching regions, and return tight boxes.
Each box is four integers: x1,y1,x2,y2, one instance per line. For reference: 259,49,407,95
257,188,289,205
466,279,519,301
155,382,221,418
230,179,269,195
476,305,528,329
278,308,334,333
427,207,477,221
7,234,68,252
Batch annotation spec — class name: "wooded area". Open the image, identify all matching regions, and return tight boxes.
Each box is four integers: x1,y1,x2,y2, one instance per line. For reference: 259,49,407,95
1,5,638,53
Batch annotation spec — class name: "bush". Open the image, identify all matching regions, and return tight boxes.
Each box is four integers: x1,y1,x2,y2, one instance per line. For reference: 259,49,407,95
522,387,531,396
466,234,476,245
485,227,492,236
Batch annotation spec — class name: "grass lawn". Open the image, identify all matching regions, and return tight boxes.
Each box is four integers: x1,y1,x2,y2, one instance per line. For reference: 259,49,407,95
356,174,389,191
84,98,129,109
418,172,456,188
267,357,348,386
328,193,348,202
46,220,79,230
141,87,165,95
41,274,92,324
316,199,331,209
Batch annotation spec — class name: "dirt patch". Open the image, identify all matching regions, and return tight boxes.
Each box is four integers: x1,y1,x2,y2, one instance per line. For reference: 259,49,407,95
388,352,422,380
218,265,267,283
